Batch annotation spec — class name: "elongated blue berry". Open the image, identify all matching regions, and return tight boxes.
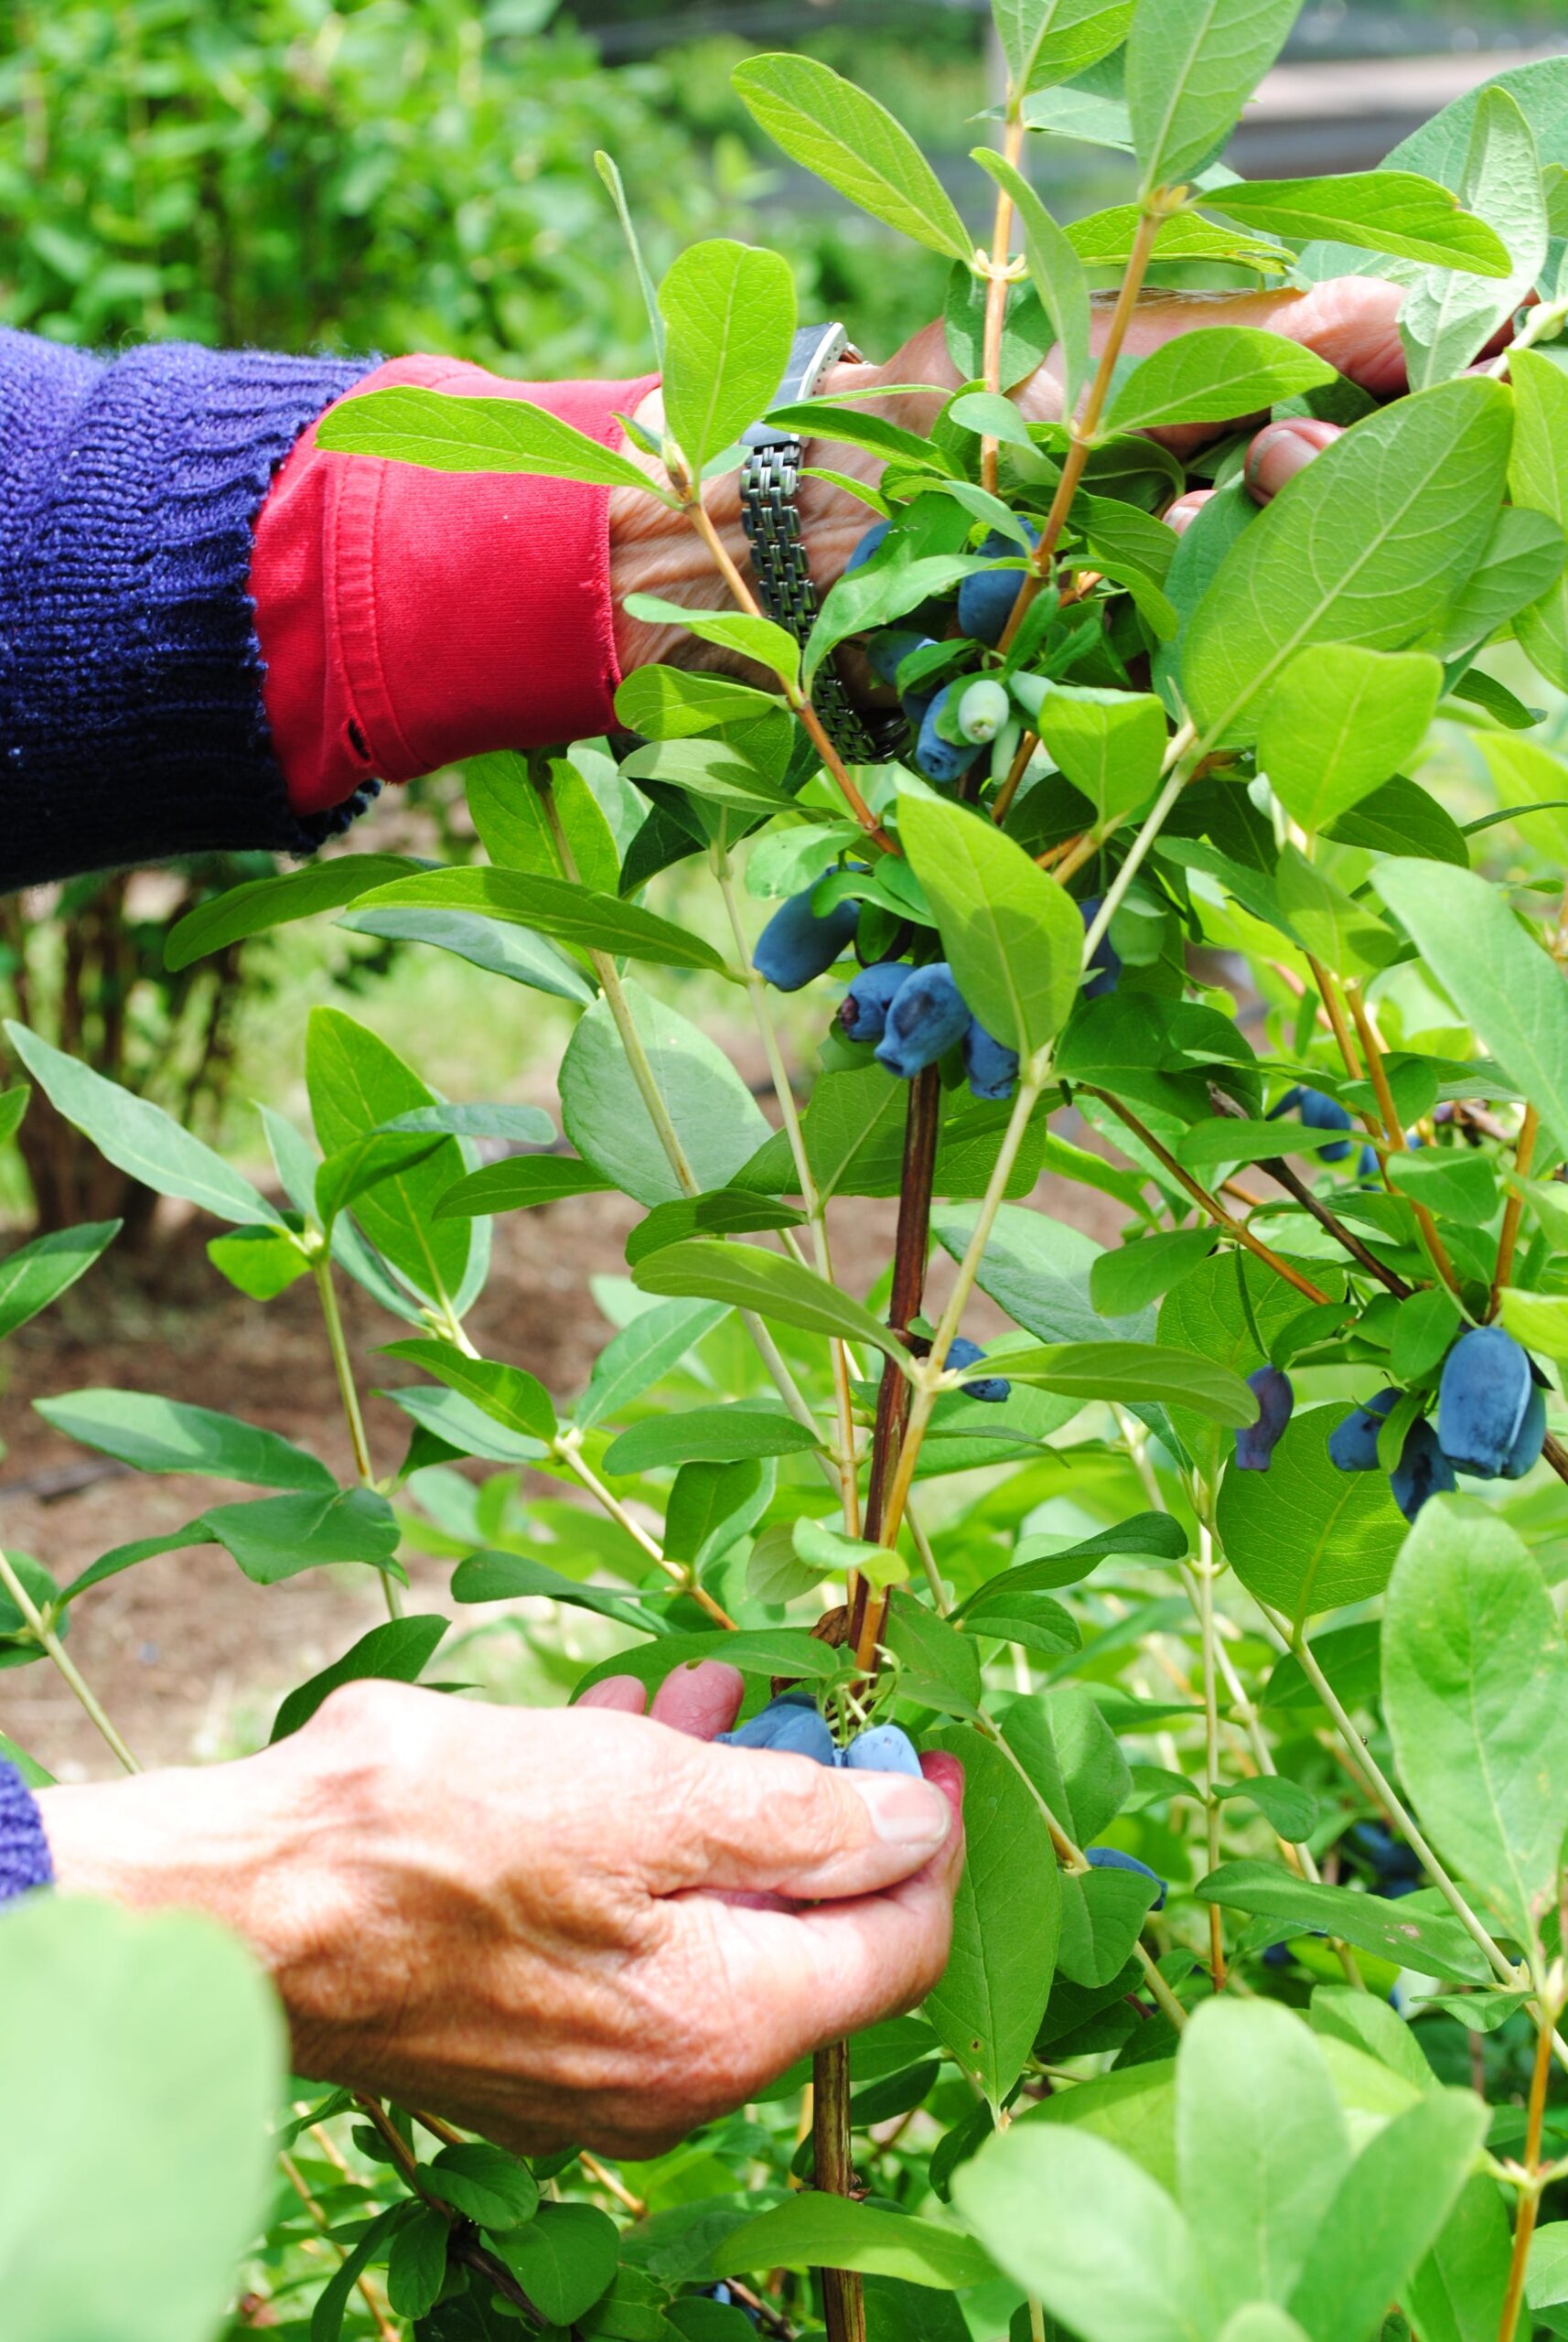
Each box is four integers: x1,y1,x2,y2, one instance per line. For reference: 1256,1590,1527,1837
1390,1416,1456,1522
916,684,983,787
846,521,890,575
1502,1380,1548,1479
753,889,860,992
1235,1365,1293,1471
1327,1387,1399,1472
956,524,1039,646
948,1334,1010,1404
875,962,971,1079
1079,896,1121,1000
840,961,911,1046
1296,1088,1353,1163
842,1724,922,1778
719,1696,836,1766
1436,1324,1533,1477
963,1018,1018,1101
1085,1846,1166,1912
865,629,936,689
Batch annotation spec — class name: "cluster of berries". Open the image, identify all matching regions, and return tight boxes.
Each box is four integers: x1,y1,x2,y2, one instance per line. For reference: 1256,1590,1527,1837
716,1691,922,1774
1235,1325,1545,1521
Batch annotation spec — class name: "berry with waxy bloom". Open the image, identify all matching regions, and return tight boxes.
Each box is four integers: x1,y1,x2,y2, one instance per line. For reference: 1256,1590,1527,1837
875,962,971,1079
753,889,860,992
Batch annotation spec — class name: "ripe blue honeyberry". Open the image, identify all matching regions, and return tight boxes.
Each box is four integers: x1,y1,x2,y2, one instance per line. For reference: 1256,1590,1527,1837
915,684,984,788
865,629,936,689
840,960,911,1046
875,962,972,1079
956,524,1040,646
1296,1088,1353,1162
1390,1416,1457,1523
842,1724,923,1778
1327,1387,1400,1472
947,1334,1011,1404
1502,1380,1548,1479
1085,1846,1167,1912
958,678,1012,744
1079,896,1122,1000
1349,1821,1423,1898
719,1695,836,1767
846,521,891,575
1234,1365,1294,1471
753,888,860,993
963,1018,1018,1102
1437,1324,1533,1477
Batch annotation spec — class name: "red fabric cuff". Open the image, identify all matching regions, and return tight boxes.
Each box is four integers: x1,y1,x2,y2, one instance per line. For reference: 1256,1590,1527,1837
251,356,660,819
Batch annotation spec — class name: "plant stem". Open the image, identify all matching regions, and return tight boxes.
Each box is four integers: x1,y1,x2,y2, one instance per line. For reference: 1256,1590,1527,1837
811,2036,865,2342
1079,737,1197,962
979,111,1026,498
279,2151,401,2342
0,1542,141,1774
1204,1086,1411,1297
1490,1104,1539,1319
310,1252,400,1618
1196,1522,1226,1993
1346,981,1463,1301
1307,955,1365,1084
554,1429,736,1629
1498,1972,1557,2342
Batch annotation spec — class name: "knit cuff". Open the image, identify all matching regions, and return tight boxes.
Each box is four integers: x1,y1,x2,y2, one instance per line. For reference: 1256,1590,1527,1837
0,1760,52,1904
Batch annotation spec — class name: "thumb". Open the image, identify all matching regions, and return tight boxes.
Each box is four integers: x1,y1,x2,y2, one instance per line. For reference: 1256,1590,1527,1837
648,1736,957,1902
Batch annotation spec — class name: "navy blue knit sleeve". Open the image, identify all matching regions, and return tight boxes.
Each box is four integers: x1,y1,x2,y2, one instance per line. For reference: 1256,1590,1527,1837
0,329,379,891
0,1758,51,1903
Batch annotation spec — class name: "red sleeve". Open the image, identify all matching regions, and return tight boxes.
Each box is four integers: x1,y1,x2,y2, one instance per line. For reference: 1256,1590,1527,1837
250,355,660,820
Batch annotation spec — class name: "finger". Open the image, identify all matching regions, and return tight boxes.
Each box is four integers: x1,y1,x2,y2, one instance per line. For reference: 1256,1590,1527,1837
643,1737,956,1900
578,1676,648,1715
650,1660,745,1739
1165,488,1214,537
1244,417,1341,505
1271,275,1407,396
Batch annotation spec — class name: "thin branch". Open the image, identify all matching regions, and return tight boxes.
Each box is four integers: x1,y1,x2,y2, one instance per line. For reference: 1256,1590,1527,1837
1490,1103,1539,1319
0,1542,141,1773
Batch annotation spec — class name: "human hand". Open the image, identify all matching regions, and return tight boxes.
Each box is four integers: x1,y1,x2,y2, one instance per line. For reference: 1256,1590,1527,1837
38,1664,962,2156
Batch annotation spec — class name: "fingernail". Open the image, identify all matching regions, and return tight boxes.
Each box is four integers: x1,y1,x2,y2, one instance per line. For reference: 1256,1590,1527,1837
1165,489,1213,537
1245,419,1336,503
844,1771,953,1851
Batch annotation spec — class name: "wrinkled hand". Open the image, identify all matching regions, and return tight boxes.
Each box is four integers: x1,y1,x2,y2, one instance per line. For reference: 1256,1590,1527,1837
39,1664,962,2156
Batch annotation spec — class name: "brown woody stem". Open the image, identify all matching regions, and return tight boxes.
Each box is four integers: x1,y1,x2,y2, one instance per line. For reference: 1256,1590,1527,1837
1490,1103,1539,1319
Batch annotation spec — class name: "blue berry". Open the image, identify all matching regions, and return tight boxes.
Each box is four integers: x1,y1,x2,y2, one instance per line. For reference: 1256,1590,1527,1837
1349,1821,1422,1889
956,524,1039,647
1390,1416,1457,1522
1502,1380,1548,1480
846,521,891,575
915,684,983,788
753,889,860,992
840,961,911,1046
1296,1089,1353,1163
1079,896,1121,1000
1234,1365,1294,1471
865,629,937,689
962,1018,1018,1102
1327,1387,1399,1472
719,1696,836,1766
1437,1325,1533,1478
842,1724,922,1778
1085,1846,1166,1912
947,1334,1011,1403
875,962,972,1079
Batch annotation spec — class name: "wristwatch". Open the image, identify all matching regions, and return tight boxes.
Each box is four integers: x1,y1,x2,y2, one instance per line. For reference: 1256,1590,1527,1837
739,323,910,768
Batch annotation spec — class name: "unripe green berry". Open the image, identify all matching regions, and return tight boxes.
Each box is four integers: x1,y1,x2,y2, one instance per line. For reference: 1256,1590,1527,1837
957,678,1011,744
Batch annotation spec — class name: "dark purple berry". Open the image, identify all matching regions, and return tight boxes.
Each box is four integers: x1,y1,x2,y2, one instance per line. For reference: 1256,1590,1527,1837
947,1334,1010,1403
915,684,983,788
1235,1365,1294,1471
1502,1380,1548,1479
753,889,860,992
1328,1387,1399,1472
1390,1416,1457,1521
1079,896,1121,999
842,1724,922,1777
1085,1846,1166,1912
962,1018,1018,1101
875,962,972,1079
956,524,1039,647
1436,1325,1533,1477
840,961,911,1046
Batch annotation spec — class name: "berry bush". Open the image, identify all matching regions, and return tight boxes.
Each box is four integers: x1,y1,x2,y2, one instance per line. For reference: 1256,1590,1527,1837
9,5,1568,2338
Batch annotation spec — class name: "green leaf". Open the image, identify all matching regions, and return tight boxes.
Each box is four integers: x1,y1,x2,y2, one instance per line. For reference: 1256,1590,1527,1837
666,1457,771,1573
207,1223,310,1302
807,556,992,684
998,1338,1255,1424
799,1516,908,1594
424,2142,541,2230
897,793,1082,1061
381,1103,556,1145
712,2195,996,2292
205,1487,400,1586
660,239,796,475
0,1219,118,1340
1401,89,1546,392
465,749,622,896
627,1190,806,1266
1383,1500,1568,1942
315,1129,446,1231
1108,328,1335,436
731,54,972,261
1473,730,1568,864
0,1729,50,1789
1069,203,1286,272
1215,1774,1318,1842
491,2204,619,2325
1057,1864,1160,1989
34,1388,333,1490
1217,1406,1407,1628
1498,1286,1568,1363
1089,1230,1215,1315
270,1614,448,1742
1257,647,1443,832
632,1238,903,1358
1425,504,1568,661
452,1549,666,1634
1036,688,1167,832
313,2206,410,2342
436,1155,616,1219
1326,773,1468,868
381,1383,546,1466
164,854,421,970
1002,1688,1133,1844
306,1008,471,1306
1387,1148,1498,1224
1276,845,1398,980
936,1198,1149,1347
575,1297,729,1430
339,902,595,1005
1183,379,1513,748
1388,1286,1464,1385
561,986,769,1208
316,384,660,493
1374,858,1568,1161
1126,0,1304,196
993,0,1132,96
1508,349,1568,691
971,154,1091,415
1208,171,1513,274
922,1724,1061,2110
620,737,795,816
573,1629,845,1700
0,1083,28,1146
623,593,802,691
885,1590,979,1705
386,2208,451,2323
1405,2175,1514,2342
953,2121,1209,2342
4,1021,279,1230
0,1897,283,2342
602,1404,821,1475
350,865,728,974
1285,2090,1487,2342
1195,1860,1493,1984
381,1338,556,1445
